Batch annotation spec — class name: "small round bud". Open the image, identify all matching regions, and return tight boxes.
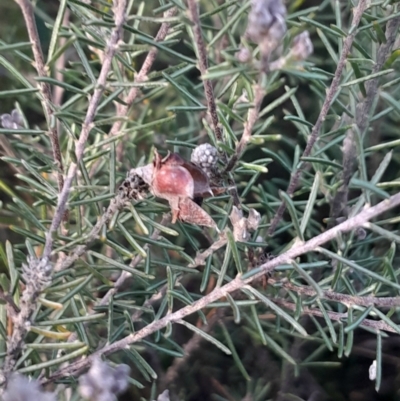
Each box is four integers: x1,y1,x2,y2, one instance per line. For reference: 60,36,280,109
355,227,367,240
290,31,313,61
236,47,252,63
191,143,219,174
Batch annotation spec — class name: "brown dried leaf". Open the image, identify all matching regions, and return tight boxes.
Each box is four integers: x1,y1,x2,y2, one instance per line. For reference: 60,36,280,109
177,197,217,229
229,206,261,242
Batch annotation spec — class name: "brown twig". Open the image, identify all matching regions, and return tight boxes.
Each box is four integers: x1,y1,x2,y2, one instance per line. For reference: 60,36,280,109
14,0,64,193
271,279,400,308
274,299,398,334
42,0,127,259
43,189,400,383
186,0,242,208
356,16,400,136
329,16,400,227
107,7,177,161
53,9,71,109
225,84,265,172
187,0,223,144
267,0,368,236
189,234,228,267
0,289,20,314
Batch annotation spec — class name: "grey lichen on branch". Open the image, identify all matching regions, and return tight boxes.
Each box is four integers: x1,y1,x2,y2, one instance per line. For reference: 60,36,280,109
3,257,52,375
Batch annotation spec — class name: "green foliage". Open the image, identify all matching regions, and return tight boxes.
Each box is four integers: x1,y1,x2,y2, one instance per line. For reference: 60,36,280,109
1,1,400,400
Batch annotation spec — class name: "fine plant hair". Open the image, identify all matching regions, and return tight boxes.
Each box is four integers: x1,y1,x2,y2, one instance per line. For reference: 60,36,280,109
0,1,400,400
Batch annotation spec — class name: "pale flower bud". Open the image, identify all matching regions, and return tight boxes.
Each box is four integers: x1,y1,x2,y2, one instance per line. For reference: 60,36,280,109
3,374,56,401
79,358,130,401
290,31,313,61
246,0,287,46
236,47,252,63
0,109,24,130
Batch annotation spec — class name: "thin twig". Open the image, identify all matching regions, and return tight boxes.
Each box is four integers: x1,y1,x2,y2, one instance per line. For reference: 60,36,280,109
225,84,265,172
329,16,400,227
99,214,170,306
2,0,128,379
14,0,64,193
189,234,228,267
0,289,20,314
107,7,177,161
53,9,71,108
54,194,127,271
356,16,400,135
274,299,397,334
187,0,223,144
43,190,400,383
42,0,127,259
186,0,242,208
162,311,221,388
267,0,368,236
271,279,400,308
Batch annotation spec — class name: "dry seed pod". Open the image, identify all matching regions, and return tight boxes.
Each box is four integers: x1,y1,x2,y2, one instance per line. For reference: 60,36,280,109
131,149,220,228
152,151,194,200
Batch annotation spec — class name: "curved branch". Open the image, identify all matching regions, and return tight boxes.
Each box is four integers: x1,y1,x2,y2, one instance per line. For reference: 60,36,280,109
43,190,400,383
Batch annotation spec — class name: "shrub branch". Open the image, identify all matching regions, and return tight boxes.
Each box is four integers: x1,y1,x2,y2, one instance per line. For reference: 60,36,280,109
187,0,223,144
1,0,128,380
43,190,400,383
273,299,398,334
14,0,64,193
267,0,368,235
225,83,265,172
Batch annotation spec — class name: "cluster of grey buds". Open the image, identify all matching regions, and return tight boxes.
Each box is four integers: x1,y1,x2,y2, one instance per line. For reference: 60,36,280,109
238,1,314,71
78,358,131,401
190,143,219,179
246,0,287,45
1,109,24,129
289,31,313,61
3,374,56,401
